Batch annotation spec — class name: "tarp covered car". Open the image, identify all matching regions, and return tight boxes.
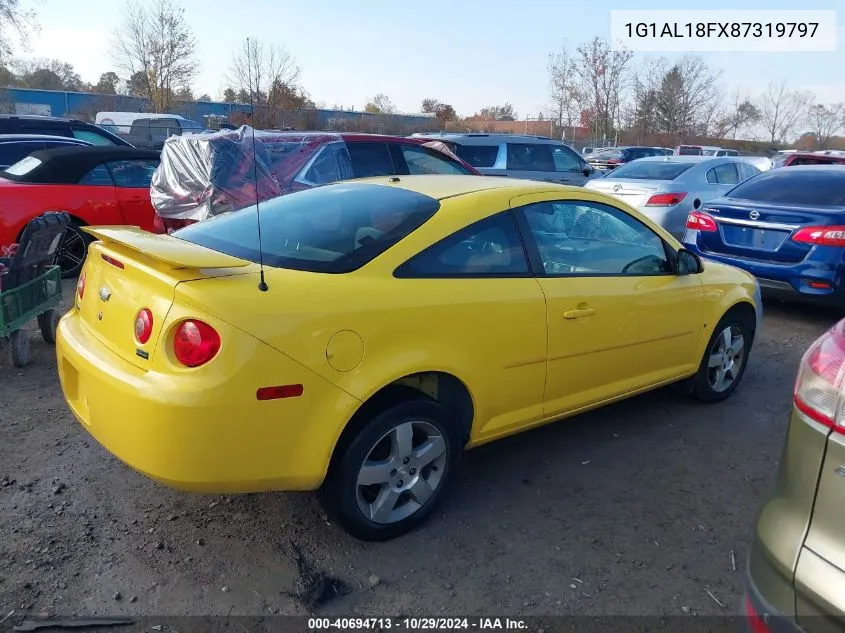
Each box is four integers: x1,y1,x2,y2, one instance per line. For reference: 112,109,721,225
150,126,472,231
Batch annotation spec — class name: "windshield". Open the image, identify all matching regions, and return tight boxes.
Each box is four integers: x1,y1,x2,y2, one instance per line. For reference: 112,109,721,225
726,169,845,206
3,155,41,176
174,182,441,273
604,161,695,180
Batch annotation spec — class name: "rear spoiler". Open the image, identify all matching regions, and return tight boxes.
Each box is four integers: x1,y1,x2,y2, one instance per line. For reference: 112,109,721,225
82,226,250,270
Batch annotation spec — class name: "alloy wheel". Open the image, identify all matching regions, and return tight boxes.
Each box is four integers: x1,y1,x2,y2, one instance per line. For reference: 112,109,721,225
707,325,745,393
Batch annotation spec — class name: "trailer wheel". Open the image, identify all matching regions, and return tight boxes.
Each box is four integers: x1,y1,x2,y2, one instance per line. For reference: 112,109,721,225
38,309,60,345
8,329,30,368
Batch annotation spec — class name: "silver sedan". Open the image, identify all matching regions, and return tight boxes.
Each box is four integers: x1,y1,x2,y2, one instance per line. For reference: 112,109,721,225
584,156,761,239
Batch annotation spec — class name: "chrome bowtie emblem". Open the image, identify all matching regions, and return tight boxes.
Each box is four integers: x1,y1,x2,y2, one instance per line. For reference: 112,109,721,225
98,287,111,302
612,184,622,192
749,210,760,220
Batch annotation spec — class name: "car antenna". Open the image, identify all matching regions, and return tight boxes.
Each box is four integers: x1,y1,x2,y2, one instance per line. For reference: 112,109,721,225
247,36,269,292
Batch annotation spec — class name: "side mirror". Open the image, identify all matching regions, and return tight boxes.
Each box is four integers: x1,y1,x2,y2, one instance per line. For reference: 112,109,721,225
582,164,593,177
677,248,703,275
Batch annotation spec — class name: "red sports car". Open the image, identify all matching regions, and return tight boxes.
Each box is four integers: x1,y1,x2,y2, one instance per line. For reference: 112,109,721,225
0,146,164,277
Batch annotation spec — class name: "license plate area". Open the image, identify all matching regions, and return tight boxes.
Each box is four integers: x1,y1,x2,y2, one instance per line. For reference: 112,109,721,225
720,224,788,251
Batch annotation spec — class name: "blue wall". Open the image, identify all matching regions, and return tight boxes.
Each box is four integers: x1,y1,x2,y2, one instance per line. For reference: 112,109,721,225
0,87,437,128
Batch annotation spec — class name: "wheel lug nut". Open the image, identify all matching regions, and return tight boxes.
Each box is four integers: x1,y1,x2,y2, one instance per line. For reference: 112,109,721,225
390,469,397,476
403,457,410,465
397,480,404,487
409,468,417,475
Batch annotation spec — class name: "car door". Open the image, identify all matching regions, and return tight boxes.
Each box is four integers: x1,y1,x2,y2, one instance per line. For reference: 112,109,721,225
71,163,122,223
105,158,159,231
394,211,547,442
511,194,705,417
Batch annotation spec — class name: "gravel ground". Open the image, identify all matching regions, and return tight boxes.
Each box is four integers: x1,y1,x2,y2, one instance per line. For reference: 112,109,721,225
0,279,839,621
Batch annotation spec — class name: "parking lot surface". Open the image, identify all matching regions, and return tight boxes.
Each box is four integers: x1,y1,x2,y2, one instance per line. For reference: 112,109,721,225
0,279,839,618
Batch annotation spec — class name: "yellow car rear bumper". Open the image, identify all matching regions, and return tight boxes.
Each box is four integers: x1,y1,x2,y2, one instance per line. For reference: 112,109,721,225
56,310,359,494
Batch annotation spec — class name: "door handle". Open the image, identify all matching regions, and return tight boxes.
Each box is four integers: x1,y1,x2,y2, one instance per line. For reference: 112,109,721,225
563,307,596,319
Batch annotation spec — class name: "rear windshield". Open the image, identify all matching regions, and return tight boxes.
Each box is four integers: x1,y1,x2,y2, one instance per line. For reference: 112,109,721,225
604,161,695,180
454,144,499,168
726,169,845,206
174,183,440,273
677,146,702,155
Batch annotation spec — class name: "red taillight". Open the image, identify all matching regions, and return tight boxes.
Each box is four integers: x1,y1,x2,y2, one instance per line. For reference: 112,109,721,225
101,254,124,269
134,308,153,344
794,319,845,431
645,192,687,206
173,320,220,367
606,158,622,165
257,385,304,401
792,225,845,247
808,281,832,289
77,271,86,299
744,597,771,633
686,211,717,232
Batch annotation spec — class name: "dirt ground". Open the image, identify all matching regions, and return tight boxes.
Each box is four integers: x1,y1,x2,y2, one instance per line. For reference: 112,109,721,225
0,279,839,621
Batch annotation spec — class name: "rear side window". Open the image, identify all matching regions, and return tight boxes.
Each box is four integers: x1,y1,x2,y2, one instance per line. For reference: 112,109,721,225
298,142,354,185
107,159,159,188
506,143,555,171
0,141,44,166
727,169,845,206
604,161,695,180
346,142,395,178
454,144,499,168
174,182,440,273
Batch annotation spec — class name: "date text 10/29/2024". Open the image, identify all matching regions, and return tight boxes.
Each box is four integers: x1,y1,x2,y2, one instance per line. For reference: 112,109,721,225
308,618,529,631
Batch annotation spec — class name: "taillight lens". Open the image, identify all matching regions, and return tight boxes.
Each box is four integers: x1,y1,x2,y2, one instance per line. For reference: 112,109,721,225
173,320,220,367
645,192,687,206
686,211,717,232
792,225,845,247
744,597,771,633
794,319,845,430
77,271,86,299
606,158,622,165
134,308,153,344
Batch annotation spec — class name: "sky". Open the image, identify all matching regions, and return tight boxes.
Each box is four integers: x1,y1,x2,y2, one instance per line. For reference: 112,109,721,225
15,0,845,118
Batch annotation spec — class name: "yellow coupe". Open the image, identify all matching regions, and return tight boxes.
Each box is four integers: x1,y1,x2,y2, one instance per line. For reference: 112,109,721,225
56,175,762,541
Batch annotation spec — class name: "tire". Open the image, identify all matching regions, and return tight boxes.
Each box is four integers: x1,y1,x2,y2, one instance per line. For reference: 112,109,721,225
689,309,755,403
8,329,30,368
56,222,90,279
320,398,462,541
38,309,60,345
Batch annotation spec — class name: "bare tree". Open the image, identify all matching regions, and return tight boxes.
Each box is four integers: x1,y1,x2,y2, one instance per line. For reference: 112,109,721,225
110,0,198,112
572,37,634,140
0,0,36,62
547,43,581,138
227,38,301,110
723,89,761,139
653,55,722,139
807,103,845,149
364,93,396,114
757,81,811,144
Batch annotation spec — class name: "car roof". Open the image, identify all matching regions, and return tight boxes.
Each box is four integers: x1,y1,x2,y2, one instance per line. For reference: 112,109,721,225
411,133,563,146
0,114,81,123
0,146,159,184
772,164,845,172
0,134,92,143
344,174,570,200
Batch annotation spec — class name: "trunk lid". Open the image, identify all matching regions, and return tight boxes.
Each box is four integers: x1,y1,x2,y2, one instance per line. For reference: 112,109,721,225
587,178,663,209
77,227,252,369
698,199,845,264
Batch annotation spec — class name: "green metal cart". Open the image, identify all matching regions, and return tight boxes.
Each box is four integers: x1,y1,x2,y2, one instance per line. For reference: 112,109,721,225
0,265,63,368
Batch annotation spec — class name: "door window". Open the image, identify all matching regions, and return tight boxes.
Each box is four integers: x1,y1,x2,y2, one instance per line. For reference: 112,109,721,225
518,200,672,276
506,143,556,172
106,159,159,188
346,142,395,178
454,144,499,168
398,145,471,175
395,211,529,278
79,164,115,186
551,146,582,172
706,163,740,185
73,129,117,146
297,142,354,185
